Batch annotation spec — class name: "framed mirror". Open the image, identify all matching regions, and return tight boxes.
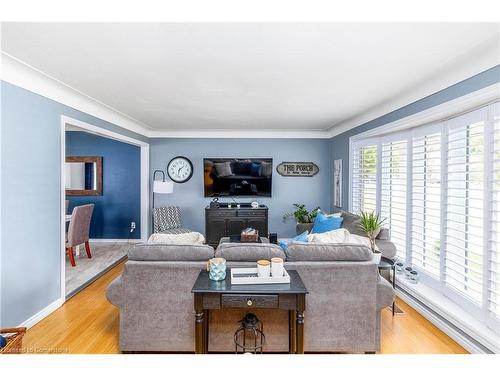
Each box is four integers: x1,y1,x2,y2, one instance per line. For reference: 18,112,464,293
65,156,103,196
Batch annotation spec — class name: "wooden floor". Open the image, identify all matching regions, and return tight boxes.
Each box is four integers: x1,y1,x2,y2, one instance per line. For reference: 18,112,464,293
22,261,467,354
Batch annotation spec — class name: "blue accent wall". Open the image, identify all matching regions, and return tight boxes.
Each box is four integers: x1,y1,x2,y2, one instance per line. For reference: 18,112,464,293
0,81,147,327
150,138,331,237
66,131,141,239
329,65,500,210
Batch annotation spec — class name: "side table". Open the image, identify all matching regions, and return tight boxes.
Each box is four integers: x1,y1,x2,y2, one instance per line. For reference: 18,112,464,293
378,257,396,316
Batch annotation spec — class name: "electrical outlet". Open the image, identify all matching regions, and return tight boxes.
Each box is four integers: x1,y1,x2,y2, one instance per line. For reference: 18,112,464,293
130,222,136,232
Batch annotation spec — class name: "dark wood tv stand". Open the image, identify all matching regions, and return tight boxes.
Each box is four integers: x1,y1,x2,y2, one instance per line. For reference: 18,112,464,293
205,203,269,248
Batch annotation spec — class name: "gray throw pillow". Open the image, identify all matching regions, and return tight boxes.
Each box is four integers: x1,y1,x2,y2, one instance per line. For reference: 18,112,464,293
214,162,233,177
340,211,381,238
128,243,215,261
215,243,285,261
285,243,373,261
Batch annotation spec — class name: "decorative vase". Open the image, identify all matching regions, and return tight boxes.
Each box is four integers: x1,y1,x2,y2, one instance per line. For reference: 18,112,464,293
207,257,226,281
372,251,382,264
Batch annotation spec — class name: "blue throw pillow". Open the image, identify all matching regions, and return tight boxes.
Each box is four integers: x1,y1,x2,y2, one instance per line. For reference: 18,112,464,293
311,212,343,234
279,230,309,251
250,162,262,177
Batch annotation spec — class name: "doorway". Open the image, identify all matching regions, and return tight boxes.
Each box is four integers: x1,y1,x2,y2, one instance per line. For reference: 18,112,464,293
60,116,149,299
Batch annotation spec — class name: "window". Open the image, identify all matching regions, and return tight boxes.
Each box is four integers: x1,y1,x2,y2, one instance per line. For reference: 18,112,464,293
380,138,407,259
445,108,486,305
351,143,377,214
411,130,441,278
350,100,500,330
490,101,500,322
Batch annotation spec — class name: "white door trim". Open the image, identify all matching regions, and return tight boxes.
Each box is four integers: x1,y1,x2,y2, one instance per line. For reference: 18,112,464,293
60,115,149,301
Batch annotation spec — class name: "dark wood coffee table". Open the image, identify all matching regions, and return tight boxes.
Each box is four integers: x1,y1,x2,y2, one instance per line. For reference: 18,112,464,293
191,269,308,354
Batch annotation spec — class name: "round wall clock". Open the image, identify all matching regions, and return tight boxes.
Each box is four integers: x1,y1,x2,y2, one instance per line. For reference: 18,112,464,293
167,156,193,183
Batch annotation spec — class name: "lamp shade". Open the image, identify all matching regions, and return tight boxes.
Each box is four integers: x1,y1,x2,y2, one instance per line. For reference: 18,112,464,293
153,180,174,194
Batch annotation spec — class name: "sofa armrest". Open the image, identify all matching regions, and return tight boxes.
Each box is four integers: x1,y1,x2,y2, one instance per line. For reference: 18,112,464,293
377,276,395,310
106,275,124,307
376,228,390,240
375,239,397,259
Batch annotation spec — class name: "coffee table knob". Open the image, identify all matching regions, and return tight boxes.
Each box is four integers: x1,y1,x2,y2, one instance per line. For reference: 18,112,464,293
247,299,253,306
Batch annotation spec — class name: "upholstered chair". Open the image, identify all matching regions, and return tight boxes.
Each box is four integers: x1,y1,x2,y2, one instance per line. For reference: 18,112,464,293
153,206,192,234
66,204,94,267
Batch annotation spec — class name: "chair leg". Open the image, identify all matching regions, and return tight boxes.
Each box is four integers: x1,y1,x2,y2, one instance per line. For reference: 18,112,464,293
67,247,76,267
85,241,92,259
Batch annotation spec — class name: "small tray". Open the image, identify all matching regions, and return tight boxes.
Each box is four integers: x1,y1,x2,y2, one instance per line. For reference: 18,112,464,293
230,267,291,285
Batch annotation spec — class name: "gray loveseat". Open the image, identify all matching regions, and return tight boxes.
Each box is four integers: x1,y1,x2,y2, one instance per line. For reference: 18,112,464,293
107,241,395,353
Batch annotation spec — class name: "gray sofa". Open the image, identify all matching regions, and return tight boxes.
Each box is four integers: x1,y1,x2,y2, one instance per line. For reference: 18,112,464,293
107,241,395,353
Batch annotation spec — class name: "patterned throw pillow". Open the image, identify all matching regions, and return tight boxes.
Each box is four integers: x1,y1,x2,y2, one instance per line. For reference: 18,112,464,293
153,206,182,232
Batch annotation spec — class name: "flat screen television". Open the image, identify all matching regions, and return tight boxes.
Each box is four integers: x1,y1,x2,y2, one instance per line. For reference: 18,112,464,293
203,158,273,197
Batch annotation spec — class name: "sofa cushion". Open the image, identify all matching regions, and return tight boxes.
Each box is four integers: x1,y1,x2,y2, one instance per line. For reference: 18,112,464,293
128,243,214,261
215,242,285,261
285,243,373,262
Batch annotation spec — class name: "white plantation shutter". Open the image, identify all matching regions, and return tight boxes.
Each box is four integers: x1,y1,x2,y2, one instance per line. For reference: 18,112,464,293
411,129,442,278
489,101,500,321
351,143,377,214
349,100,500,331
445,108,487,305
380,138,408,259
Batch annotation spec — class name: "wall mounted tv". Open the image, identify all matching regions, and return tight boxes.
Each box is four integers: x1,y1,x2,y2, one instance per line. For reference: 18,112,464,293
204,158,273,197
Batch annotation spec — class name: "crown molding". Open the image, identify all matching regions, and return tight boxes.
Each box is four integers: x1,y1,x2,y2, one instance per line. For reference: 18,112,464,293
147,129,330,138
0,52,152,136
326,35,500,138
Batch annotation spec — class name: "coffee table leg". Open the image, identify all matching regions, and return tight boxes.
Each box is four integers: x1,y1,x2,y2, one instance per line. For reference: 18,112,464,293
289,310,296,354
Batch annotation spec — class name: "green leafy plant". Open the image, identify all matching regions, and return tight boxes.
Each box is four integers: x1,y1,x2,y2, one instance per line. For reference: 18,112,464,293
359,211,386,252
283,204,321,224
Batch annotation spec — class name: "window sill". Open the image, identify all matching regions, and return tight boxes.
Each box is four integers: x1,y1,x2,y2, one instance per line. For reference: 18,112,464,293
395,276,499,353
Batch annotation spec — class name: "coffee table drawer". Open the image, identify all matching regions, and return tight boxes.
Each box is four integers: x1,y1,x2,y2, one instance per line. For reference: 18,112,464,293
221,294,278,309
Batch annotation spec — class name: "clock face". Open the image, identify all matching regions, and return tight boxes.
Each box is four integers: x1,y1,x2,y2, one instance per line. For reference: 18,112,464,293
167,157,193,183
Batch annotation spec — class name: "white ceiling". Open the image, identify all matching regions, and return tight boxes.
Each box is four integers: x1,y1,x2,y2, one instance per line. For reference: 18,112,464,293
1,23,499,136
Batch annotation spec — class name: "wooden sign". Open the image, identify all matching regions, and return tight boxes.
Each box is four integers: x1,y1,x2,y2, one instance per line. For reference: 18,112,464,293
276,162,319,177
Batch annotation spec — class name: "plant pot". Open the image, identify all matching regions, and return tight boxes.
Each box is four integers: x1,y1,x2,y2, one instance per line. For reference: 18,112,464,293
296,223,314,235
372,251,382,264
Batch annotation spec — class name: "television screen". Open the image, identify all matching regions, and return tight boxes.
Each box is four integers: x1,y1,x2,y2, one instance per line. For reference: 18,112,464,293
204,158,273,197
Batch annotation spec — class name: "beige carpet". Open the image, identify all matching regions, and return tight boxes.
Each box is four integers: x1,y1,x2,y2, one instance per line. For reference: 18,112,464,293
65,241,134,298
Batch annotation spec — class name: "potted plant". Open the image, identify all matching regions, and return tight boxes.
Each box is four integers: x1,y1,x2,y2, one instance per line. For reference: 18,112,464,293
359,211,386,263
283,204,321,234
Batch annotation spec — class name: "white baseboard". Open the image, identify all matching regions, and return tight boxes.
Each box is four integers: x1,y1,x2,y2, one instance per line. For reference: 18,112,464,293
19,298,64,329
396,287,494,354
